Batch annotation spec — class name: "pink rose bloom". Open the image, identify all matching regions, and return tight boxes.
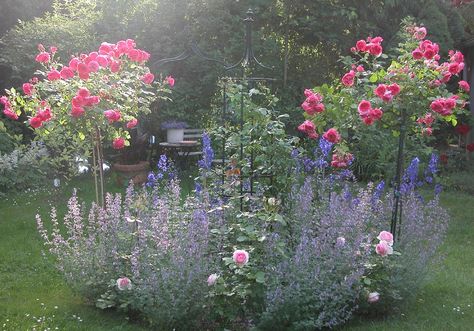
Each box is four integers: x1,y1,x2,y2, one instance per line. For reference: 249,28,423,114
37,108,52,122
207,273,219,286
110,60,121,73
104,109,121,123
99,42,114,55
356,65,364,72
3,108,18,120
88,60,100,72
116,277,132,290
451,51,464,64
141,73,155,84
355,40,367,52
414,27,427,40
60,67,75,79
412,49,423,60
126,118,138,129
50,46,58,54
377,231,394,246
166,75,175,87
297,120,318,139
77,63,90,80
357,100,371,114
71,107,85,118
323,128,341,144
22,83,34,96
368,43,383,57
29,116,43,129
459,80,470,92
368,292,380,303
233,249,249,266
341,70,355,87
47,69,61,81
113,137,126,149
375,241,393,257
35,52,50,63
69,58,80,71
78,87,90,98
72,96,85,108
96,55,109,67
83,96,100,107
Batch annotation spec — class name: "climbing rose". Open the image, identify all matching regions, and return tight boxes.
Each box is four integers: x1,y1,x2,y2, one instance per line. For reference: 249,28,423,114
377,231,394,246
29,116,43,129
3,108,18,120
35,52,50,63
112,137,125,149
374,83,400,102
233,249,249,266
323,128,341,144
342,70,356,87
141,73,154,84
126,118,138,129
60,67,75,79
37,108,52,122
331,152,353,168
301,89,325,115
166,75,175,87
104,109,121,123
375,241,393,257
22,83,34,96
413,27,427,40
297,120,318,139
71,107,85,118
116,277,132,290
459,80,470,92
47,69,61,81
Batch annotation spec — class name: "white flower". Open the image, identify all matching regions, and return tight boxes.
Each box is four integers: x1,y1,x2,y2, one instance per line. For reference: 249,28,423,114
207,273,219,286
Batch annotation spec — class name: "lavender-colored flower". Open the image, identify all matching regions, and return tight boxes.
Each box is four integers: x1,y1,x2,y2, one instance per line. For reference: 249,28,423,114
434,183,443,196
401,157,420,194
319,137,333,158
197,132,214,170
157,154,168,172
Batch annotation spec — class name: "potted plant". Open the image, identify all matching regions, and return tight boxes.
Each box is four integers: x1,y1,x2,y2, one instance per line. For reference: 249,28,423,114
110,127,150,186
162,120,189,143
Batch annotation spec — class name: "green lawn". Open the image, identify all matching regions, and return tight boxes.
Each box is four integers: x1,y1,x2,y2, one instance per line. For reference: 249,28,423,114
1,176,473,330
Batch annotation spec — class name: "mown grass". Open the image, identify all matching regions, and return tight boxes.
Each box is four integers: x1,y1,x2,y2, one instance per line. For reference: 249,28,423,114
0,174,473,330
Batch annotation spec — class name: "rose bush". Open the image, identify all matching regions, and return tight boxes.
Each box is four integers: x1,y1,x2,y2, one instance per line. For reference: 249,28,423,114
297,20,469,179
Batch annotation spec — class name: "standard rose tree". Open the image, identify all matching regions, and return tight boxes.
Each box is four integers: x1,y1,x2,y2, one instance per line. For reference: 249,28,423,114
0,40,174,204
297,22,469,171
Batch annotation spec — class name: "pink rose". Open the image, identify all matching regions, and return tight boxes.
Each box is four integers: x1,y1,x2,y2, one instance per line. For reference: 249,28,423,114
72,96,85,108
35,52,50,63
60,67,75,79
99,42,114,55
22,83,34,96
323,128,341,144
297,120,318,139
207,273,219,286
110,60,121,73
113,137,126,149
88,60,100,72
356,65,364,72
3,108,18,120
341,70,355,87
69,58,80,70
166,75,175,87
377,231,394,246
459,80,470,92
47,69,61,81
414,27,427,40
357,100,371,114
141,73,154,84
37,108,52,122
96,55,109,67
368,43,383,57
368,292,380,303
233,249,249,266
412,49,423,60
77,63,90,80
71,107,85,118
50,46,58,54
104,109,121,123
375,241,393,257
78,88,90,98
126,118,138,129
116,277,132,290
355,40,367,52
29,116,43,129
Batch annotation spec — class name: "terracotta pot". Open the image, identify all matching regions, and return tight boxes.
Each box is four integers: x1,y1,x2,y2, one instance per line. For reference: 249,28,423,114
113,161,150,186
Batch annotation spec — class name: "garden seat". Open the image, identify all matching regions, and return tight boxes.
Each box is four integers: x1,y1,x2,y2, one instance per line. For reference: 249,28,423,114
177,129,204,157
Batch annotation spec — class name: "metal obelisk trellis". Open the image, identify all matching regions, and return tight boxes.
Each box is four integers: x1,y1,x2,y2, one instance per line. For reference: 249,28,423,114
153,9,275,208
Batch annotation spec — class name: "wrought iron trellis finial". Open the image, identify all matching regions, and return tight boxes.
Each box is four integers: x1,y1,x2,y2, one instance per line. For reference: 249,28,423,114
225,8,272,71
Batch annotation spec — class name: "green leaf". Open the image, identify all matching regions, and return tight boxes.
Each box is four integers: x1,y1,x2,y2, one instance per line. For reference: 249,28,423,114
255,271,265,284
